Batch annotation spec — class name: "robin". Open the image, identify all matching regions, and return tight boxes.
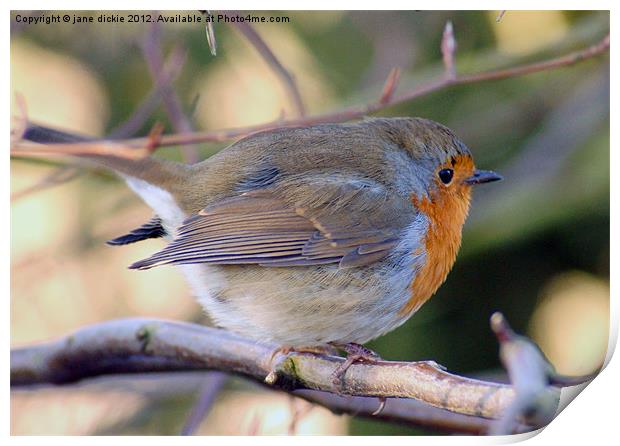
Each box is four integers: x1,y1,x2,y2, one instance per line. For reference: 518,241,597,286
21,117,501,377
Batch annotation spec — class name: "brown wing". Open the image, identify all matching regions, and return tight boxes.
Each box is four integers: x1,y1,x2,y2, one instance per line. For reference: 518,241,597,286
130,176,413,270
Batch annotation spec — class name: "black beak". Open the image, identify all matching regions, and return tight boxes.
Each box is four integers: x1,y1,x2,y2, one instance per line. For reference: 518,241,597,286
464,169,503,185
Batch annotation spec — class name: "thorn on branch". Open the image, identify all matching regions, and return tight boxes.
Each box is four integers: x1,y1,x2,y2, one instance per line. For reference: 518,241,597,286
145,122,165,154
496,11,507,23
379,67,401,105
441,21,457,80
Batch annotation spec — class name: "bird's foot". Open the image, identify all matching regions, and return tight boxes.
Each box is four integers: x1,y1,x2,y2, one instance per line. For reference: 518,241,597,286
329,342,382,385
265,344,337,385
329,342,386,414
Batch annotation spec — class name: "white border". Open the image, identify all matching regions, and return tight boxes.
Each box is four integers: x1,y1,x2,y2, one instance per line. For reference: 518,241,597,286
5,1,616,444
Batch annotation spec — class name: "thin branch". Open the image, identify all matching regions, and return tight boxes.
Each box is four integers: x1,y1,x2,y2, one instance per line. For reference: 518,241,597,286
111,33,608,148
378,67,402,105
491,313,601,389
108,45,187,139
142,18,200,163
246,412,262,435
10,140,150,160
441,21,457,80
229,12,306,117
10,165,83,202
456,34,609,84
10,33,609,159
181,372,228,435
11,91,29,144
144,121,165,153
488,312,596,435
287,396,314,435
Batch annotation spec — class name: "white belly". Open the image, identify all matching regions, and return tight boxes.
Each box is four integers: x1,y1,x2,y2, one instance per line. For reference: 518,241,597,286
120,175,424,346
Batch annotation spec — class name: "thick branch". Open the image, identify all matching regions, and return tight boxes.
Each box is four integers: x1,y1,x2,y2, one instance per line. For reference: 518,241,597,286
12,318,517,422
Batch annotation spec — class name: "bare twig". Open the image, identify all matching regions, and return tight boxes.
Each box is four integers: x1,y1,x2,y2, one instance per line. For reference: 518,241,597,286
10,33,609,160
181,372,228,435
107,33,608,148
487,312,595,435
10,140,150,160
441,21,457,80
229,12,306,117
379,67,401,105
549,372,599,387
11,165,83,202
145,121,165,153
287,396,314,435
456,34,609,84
142,18,200,163
11,92,29,144
108,45,187,139
246,412,261,435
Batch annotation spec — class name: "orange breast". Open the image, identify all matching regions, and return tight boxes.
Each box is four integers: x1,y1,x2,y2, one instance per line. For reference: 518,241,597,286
399,179,472,316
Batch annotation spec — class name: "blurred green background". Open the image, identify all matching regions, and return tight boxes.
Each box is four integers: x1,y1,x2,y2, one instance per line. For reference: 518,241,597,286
10,10,609,435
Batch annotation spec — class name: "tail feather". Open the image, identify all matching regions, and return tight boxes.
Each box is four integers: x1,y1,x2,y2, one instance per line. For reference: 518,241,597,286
107,216,167,246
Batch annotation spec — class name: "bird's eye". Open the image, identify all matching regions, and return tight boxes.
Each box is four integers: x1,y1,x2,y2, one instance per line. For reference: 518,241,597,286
438,168,454,184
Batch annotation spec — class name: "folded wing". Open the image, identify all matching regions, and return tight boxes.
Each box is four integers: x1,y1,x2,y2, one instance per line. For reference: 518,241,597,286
130,174,413,269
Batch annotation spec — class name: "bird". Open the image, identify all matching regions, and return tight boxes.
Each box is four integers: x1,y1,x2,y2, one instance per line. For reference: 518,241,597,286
21,117,501,369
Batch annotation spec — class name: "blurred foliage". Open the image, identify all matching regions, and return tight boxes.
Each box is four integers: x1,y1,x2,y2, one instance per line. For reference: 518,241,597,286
10,10,609,435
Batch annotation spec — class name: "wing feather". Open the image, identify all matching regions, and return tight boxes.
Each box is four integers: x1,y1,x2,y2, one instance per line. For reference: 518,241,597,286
130,176,413,270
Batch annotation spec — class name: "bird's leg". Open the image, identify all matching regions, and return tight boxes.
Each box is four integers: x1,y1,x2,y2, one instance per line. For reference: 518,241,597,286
329,342,386,414
329,342,382,384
